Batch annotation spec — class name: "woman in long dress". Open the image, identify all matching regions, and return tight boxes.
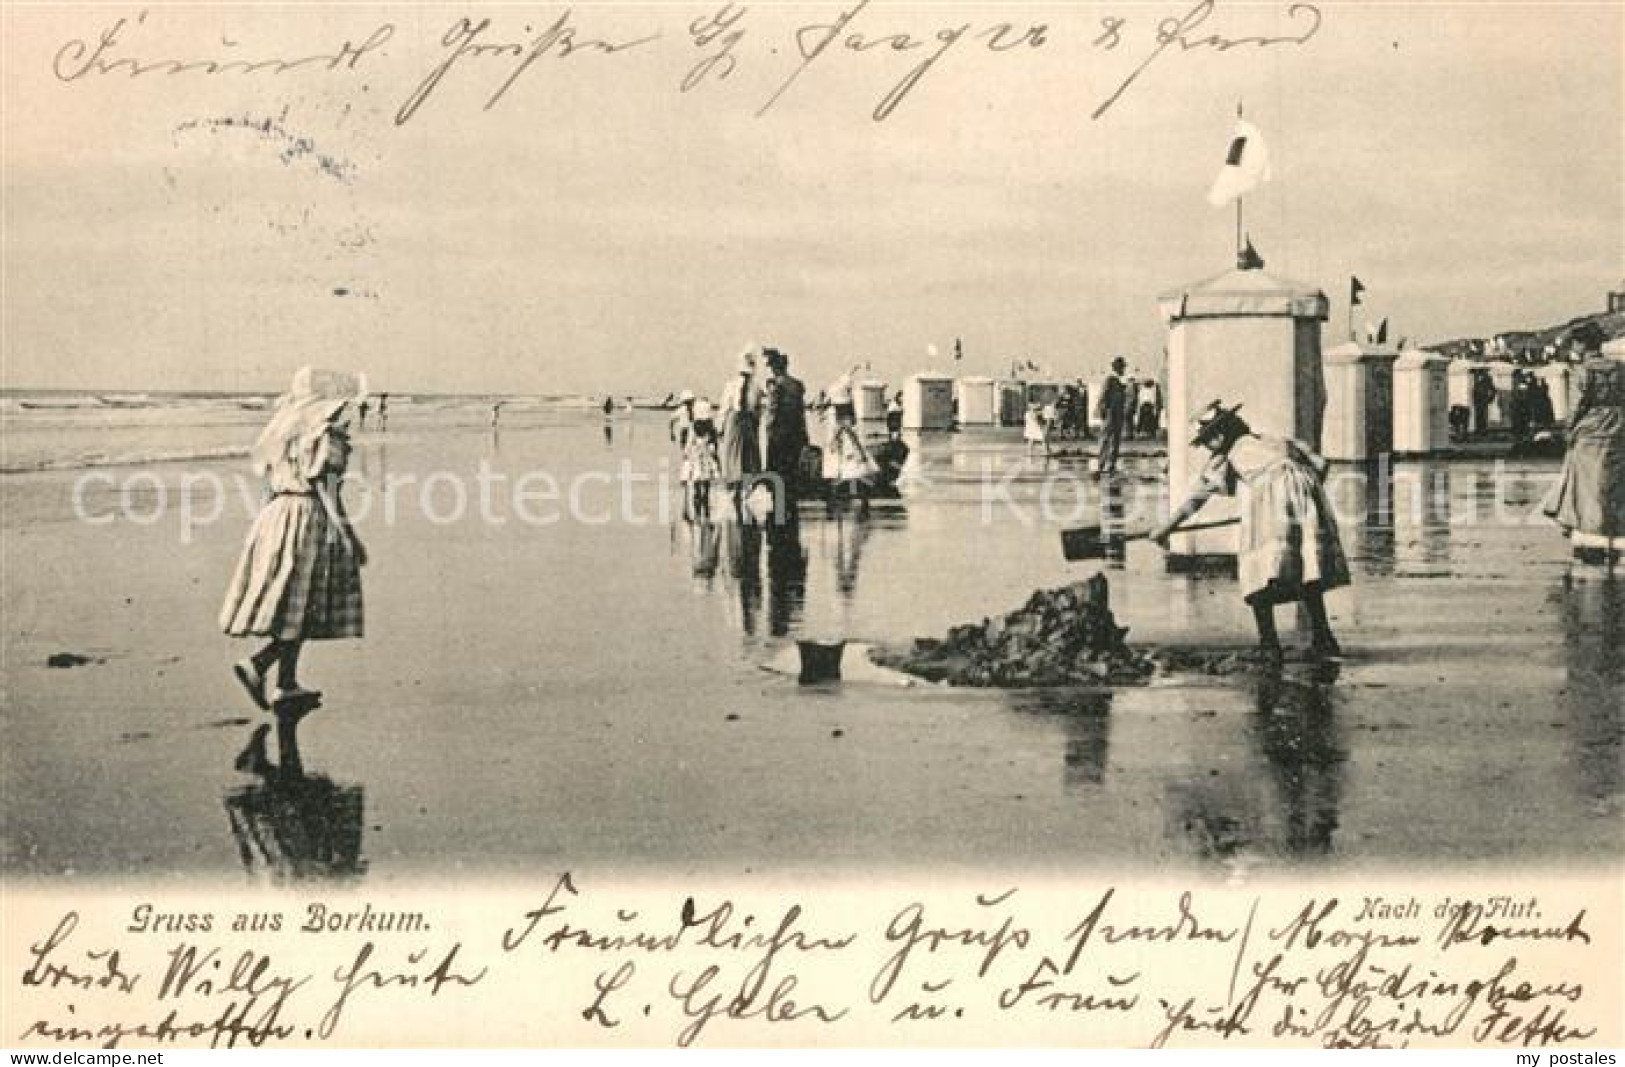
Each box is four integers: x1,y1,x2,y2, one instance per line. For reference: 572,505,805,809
1544,343,1625,567
221,367,367,711
717,348,762,512
1149,400,1350,664
822,367,878,514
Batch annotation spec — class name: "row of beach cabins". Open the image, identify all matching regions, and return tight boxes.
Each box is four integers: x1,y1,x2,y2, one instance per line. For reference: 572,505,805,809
820,372,1148,432
785,342,1596,463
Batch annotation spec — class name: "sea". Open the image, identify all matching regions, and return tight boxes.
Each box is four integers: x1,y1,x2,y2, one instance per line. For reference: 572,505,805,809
0,389,622,473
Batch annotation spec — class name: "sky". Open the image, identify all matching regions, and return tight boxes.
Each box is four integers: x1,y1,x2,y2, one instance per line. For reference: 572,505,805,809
2,1,1621,396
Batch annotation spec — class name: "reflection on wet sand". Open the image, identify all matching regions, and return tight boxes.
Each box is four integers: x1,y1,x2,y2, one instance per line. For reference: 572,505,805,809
1399,461,1453,570
766,518,807,638
722,520,763,636
1166,664,1347,869
1340,461,1396,574
225,713,366,884
676,499,912,652
1341,461,1456,575
1009,689,1115,788
1561,577,1623,810
1097,478,1130,570
1252,664,1348,858
353,439,388,483
833,513,870,599
688,519,721,591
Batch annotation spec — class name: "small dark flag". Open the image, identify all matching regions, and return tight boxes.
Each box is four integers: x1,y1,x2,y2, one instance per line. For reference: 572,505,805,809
954,337,963,361
1375,318,1389,345
1237,236,1264,271
1350,276,1366,306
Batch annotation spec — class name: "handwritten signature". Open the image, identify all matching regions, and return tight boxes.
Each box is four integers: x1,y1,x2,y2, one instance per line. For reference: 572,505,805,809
48,2,1324,127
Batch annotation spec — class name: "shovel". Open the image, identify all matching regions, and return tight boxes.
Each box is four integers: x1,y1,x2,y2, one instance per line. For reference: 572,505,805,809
1061,517,1240,561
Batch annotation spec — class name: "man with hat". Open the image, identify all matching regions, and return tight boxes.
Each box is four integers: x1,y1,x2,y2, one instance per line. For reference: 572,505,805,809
761,347,808,517
1094,356,1131,475
1149,399,1350,665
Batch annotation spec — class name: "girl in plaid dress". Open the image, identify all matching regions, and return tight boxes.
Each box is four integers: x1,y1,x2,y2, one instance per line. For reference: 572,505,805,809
221,367,367,710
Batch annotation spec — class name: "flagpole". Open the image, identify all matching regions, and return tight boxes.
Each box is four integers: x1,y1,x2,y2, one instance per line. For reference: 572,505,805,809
1234,101,1244,262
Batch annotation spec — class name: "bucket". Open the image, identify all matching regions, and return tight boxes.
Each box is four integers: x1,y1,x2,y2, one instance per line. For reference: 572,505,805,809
797,640,846,685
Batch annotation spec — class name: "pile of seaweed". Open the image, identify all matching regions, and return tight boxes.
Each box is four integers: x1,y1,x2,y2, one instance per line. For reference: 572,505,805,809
871,574,1154,687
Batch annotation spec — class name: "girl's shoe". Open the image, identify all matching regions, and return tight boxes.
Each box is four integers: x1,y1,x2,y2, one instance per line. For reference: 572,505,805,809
233,661,270,711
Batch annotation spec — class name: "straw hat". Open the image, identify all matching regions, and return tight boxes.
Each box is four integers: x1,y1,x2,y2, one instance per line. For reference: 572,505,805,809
1189,399,1246,447
679,389,696,404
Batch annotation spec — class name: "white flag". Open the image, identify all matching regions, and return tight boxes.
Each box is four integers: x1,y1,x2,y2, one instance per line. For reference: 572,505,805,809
1207,120,1272,207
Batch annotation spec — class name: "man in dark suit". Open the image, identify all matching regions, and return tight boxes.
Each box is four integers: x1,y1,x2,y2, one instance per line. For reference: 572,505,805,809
761,347,808,518
1095,356,1130,476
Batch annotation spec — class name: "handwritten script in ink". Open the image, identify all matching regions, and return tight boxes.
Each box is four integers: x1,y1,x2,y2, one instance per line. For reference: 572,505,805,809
8,877,1608,1048
47,2,1324,127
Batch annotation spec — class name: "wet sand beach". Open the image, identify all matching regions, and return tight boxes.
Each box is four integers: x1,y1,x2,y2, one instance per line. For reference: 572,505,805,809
2,413,1620,883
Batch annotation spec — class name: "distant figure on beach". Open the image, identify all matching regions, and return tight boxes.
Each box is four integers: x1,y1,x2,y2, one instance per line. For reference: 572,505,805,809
1135,378,1163,439
1150,401,1349,666
357,399,370,431
1471,370,1497,437
1094,356,1130,475
671,389,697,510
1070,380,1091,440
602,396,616,418
886,391,905,436
1052,388,1074,441
220,367,367,713
1448,404,1471,443
1543,341,1624,567
490,400,503,430
761,348,808,514
683,400,722,521
822,365,878,515
1507,371,1533,441
1023,401,1050,458
718,347,764,514
376,393,388,432
669,389,697,446
1531,377,1556,428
